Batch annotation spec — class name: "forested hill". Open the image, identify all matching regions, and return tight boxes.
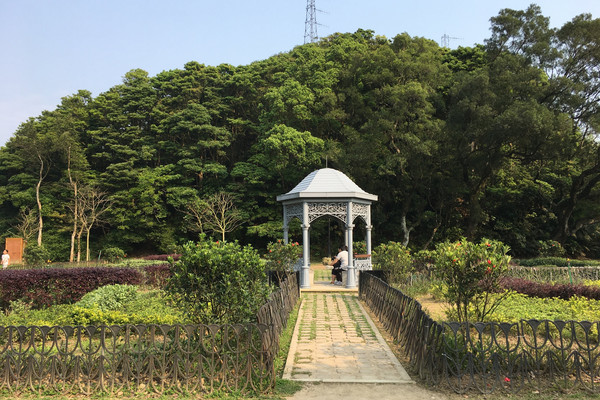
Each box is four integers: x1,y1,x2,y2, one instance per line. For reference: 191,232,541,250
1,5,599,261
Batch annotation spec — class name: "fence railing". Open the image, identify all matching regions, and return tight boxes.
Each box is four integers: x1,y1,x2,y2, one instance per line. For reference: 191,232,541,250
507,265,600,284
359,270,600,395
0,272,300,396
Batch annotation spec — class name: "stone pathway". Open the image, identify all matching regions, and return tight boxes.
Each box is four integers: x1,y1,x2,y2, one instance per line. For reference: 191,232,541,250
283,293,413,384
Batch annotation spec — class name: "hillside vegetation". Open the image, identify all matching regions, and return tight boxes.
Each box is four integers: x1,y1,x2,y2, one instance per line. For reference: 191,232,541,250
1,5,599,260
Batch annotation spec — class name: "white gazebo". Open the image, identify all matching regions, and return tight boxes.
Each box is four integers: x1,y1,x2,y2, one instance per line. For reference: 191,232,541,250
276,168,378,289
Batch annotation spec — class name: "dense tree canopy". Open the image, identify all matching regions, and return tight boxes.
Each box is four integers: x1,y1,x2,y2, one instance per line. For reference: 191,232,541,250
1,6,599,260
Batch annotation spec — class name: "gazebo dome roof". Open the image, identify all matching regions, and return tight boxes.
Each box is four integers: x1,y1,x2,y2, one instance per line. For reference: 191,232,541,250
276,168,378,202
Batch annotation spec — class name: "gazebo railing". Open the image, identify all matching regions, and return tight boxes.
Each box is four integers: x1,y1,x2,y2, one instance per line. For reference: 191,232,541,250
354,254,372,271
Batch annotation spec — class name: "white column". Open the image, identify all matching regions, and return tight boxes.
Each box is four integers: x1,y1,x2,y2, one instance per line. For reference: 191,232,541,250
283,205,289,244
346,201,357,288
300,202,311,289
366,225,372,254
366,205,372,269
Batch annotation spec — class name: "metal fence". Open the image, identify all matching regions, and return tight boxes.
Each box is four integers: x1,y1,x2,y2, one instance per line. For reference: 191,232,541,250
507,265,600,284
0,272,299,396
359,271,600,394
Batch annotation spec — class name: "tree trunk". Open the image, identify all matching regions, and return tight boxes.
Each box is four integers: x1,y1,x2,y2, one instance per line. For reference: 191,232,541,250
86,227,92,262
70,183,77,262
400,214,412,247
422,220,442,250
67,147,78,263
466,187,486,241
76,224,85,263
36,155,44,246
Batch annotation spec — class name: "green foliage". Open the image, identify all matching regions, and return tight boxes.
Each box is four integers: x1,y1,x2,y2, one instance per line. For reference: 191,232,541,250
0,288,184,326
485,291,600,323
372,242,413,284
166,237,272,323
77,284,137,311
353,241,367,254
265,240,301,280
537,240,566,257
432,238,511,323
102,246,125,263
23,244,50,266
1,13,600,259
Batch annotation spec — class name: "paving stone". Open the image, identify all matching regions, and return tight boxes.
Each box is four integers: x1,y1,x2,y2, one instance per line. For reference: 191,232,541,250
283,293,413,384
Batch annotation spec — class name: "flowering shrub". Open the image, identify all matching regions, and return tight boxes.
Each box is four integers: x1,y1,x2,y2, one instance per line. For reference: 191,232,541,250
265,240,301,282
372,242,413,284
353,241,367,255
432,238,511,323
537,240,566,257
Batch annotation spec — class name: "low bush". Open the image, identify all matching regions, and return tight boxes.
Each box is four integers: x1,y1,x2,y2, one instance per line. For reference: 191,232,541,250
143,263,171,287
102,247,125,263
77,284,137,311
166,238,272,324
0,267,143,309
487,292,600,323
537,240,566,257
265,240,301,282
0,288,184,326
501,276,600,301
64,303,182,325
141,254,181,261
23,243,51,266
372,241,413,285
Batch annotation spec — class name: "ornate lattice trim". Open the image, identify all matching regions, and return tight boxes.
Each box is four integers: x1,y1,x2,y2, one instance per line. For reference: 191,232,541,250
284,201,370,225
307,202,347,223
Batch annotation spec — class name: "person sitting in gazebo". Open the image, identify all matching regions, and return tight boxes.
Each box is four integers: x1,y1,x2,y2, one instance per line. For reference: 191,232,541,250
329,245,348,285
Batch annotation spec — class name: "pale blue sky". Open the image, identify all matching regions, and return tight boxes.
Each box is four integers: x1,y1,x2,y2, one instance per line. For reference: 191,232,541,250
1,0,599,146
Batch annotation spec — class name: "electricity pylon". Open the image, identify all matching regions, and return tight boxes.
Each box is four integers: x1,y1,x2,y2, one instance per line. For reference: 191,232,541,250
304,0,318,44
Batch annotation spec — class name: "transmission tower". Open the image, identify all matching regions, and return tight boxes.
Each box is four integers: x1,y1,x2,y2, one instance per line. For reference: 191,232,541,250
304,0,318,44
441,33,462,48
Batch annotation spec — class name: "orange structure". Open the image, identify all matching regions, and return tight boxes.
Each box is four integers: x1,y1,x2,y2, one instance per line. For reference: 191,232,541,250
4,238,25,264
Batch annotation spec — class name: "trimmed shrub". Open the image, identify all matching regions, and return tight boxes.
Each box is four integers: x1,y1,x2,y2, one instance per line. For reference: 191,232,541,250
141,254,181,262
143,264,171,287
501,276,600,301
102,247,125,263
77,284,137,311
166,238,272,323
0,267,143,309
